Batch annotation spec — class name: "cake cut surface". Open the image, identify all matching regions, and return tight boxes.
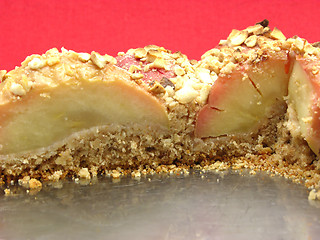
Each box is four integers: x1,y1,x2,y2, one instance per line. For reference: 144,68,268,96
1,21,320,195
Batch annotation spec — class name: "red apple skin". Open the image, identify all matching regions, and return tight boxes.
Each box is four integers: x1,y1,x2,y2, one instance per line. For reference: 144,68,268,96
289,56,320,156
116,54,175,84
195,54,291,138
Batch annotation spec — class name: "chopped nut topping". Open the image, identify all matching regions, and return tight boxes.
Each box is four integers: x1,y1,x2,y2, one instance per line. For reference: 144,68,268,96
131,73,144,80
270,27,286,40
46,57,60,66
160,77,175,89
78,53,91,62
174,83,198,104
10,82,26,96
246,24,264,35
28,57,45,70
245,35,258,47
134,48,147,59
104,54,117,64
90,51,107,69
146,50,163,63
149,81,166,94
0,70,7,82
256,19,269,28
128,64,142,73
294,37,305,51
312,42,320,48
78,168,91,179
227,30,248,46
149,58,166,69
174,65,185,76
29,178,42,189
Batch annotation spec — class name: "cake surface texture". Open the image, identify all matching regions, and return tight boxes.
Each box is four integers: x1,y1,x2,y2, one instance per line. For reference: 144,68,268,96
1,20,320,193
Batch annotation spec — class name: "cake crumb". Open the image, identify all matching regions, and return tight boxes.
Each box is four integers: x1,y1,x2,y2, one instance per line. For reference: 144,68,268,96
78,168,91,180
4,189,11,196
29,179,42,189
111,170,121,179
308,189,320,201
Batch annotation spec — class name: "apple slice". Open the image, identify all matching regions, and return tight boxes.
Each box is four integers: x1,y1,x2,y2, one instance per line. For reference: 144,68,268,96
288,56,320,156
0,65,169,155
195,54,290,138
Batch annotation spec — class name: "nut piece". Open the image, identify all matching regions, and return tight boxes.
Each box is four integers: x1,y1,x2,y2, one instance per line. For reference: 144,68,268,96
90,51,107,69
256,19,269,28
0,70,7,82
104,54,117,64
246,24,264,35
149,81,166,94
46,57,60,66
28,57,45,70
244,35,258,47
78,53,91,62
128,64,142,73
174,84,198,104
10,82,26,96
134,48,147,59
270,27,286,40
149,58,166,69
29,178,42,189
174,65,185,76
78,168,91,180
131,73,144,80
228,30,248,46
294,37,305,51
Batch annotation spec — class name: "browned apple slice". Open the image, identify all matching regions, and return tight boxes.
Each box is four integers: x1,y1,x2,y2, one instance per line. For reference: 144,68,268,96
195,53,290,138
288,56,320,156
0,51,169,155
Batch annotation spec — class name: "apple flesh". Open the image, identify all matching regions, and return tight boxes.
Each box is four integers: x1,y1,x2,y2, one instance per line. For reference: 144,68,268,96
195,56,291,138
0,67,169,154
288,57,320,156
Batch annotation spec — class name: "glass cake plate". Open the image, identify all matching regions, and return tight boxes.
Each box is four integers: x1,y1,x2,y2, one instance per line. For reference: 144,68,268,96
0,169,319,240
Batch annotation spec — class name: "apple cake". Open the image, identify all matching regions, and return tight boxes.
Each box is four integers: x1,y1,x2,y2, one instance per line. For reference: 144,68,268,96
0,20,320,192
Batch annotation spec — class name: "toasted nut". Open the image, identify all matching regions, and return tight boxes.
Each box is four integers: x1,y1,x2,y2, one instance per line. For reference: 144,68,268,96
149,58,166,69
29,178,42,189
146,50,163,63
28,57,45,70
0,70,7,82
78,53,91,62
46,57,60,66
228,30,248,46
174,65,185,76
174,84,198,104
160,77,175,89
131,73,144,80
91,51,107,68
294,37,305,51
10,82,26,96
270,27,286,40
149,81,166,94
246,24,264,35
256,19,269,28
128,65,142,73
134,48,147,59
104,54,117,64
78,168,91,180
245,35,258,47
312,42,320,48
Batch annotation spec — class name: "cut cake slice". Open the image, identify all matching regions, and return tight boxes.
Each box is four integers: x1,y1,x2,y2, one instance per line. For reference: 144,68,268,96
0,22,319,192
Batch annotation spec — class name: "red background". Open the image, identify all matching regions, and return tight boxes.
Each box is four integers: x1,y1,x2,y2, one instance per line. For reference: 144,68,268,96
0,0,319,71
